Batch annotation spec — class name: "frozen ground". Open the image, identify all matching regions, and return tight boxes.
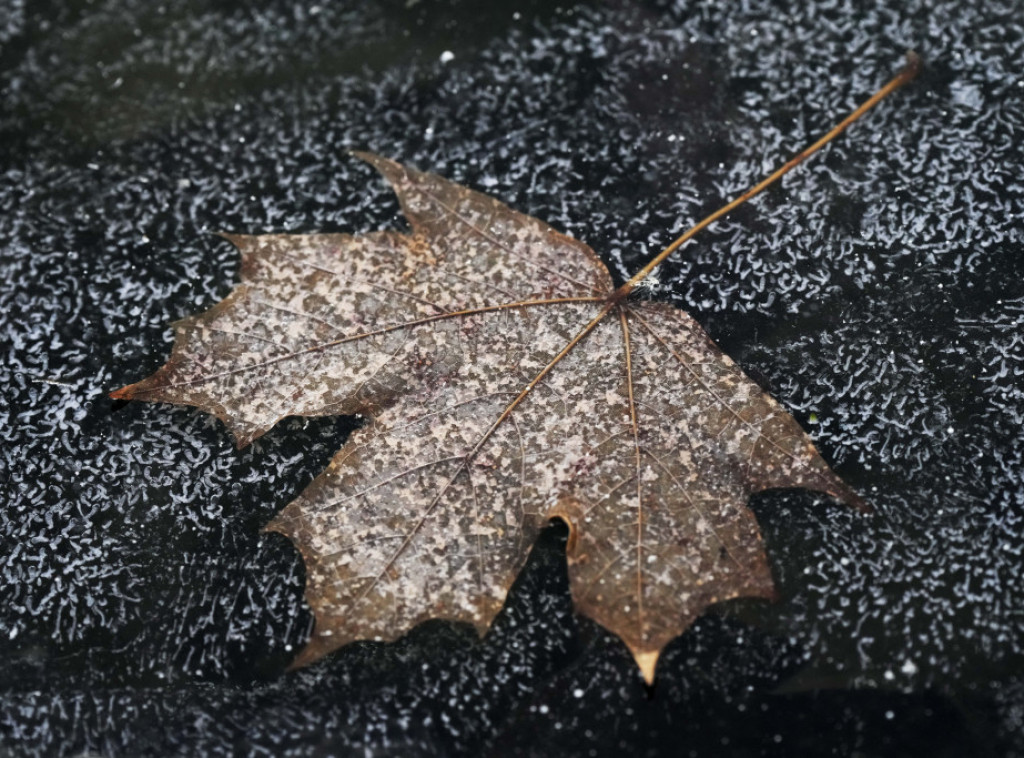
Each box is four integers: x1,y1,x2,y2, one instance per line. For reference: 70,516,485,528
1,0,1022,755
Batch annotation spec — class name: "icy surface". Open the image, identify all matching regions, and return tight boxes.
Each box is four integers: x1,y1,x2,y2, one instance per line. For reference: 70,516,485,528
1,0,1023,755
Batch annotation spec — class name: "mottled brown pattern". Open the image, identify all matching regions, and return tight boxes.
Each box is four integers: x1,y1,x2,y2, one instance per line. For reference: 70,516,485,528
113,153,864,682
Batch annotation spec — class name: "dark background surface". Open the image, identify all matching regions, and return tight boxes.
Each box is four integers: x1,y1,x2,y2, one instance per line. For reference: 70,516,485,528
2,0,1023,755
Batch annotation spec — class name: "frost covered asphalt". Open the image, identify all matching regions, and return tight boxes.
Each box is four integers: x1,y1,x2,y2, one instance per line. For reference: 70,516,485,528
1,1,1023,755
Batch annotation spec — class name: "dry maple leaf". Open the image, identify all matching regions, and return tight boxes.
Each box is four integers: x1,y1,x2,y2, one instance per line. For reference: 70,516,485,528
113,55,919,683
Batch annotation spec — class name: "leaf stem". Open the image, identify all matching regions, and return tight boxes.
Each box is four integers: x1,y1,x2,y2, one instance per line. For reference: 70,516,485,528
614,51,921,299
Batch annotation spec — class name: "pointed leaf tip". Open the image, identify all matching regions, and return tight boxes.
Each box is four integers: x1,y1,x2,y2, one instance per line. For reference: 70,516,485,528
632,649,660,686
212,231,244,246
109,379,147,401
350,150,393,172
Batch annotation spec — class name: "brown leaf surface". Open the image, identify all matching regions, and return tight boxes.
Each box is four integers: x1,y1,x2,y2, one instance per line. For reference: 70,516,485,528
114,153,865,683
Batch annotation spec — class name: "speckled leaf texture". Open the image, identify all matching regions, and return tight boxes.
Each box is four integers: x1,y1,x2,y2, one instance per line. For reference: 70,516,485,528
113,152,863,682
